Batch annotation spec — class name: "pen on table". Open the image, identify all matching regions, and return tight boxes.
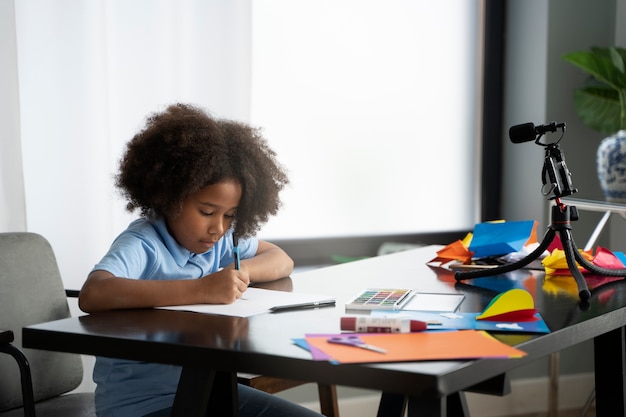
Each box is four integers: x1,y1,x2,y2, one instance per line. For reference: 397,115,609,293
233,234,241,270
448,261,499,272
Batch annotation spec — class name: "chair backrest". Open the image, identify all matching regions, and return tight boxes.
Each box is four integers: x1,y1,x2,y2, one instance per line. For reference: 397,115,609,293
0,232,83,412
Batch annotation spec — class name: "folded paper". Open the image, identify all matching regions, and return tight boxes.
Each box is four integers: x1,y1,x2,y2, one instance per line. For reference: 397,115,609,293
542,246,625,275
469,220,537,258
476,288,537,322
428,239,473,265
428,220,540,267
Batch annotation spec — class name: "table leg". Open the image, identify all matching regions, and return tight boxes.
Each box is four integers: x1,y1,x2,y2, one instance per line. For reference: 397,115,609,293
377,392,407,417
405,395,444,417
445,392,470,416
379,392,469,417
317,383,339,417
594,326,626,416
548,352,559,417
172,367,238,417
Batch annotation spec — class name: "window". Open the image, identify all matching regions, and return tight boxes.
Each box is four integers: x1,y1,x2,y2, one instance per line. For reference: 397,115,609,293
251,0,483,239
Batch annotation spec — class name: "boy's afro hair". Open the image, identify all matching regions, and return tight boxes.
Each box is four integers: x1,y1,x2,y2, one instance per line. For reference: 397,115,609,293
116,103,288,238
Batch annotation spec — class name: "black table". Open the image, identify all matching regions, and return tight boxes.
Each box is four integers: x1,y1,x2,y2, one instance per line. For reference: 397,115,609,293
22,246,626,416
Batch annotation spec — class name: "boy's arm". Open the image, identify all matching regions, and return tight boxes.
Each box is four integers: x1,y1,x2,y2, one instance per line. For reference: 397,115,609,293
78,267,250,313
79,241,292,313
239,240,294,283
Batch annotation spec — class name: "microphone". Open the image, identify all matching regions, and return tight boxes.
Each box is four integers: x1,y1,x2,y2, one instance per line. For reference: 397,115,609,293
509,122,566,143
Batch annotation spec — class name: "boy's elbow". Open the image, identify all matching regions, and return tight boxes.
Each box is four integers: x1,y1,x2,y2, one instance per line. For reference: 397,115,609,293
287,256,295,273
77,271,109,313
281,254,295,277
77,287,97,313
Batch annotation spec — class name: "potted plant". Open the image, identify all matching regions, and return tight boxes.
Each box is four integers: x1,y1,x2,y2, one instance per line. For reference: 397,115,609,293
562,46,626,201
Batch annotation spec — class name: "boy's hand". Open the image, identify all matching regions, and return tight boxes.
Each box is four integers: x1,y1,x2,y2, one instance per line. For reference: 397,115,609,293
201,268,250,304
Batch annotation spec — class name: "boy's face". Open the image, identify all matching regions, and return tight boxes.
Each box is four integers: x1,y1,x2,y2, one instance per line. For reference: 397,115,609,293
166,180,242,254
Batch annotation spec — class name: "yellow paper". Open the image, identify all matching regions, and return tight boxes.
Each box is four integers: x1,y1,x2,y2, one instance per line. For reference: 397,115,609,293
476,289,534,320
542,249,593,274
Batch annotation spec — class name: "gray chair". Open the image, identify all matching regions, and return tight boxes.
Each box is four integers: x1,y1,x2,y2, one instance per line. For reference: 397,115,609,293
0,232,95,417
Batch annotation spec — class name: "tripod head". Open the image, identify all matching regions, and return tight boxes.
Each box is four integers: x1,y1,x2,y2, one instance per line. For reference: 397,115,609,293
509,121,578,200
542,143,578,200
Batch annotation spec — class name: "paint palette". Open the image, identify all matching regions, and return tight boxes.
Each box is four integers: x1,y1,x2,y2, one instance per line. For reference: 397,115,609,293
345,288,416,311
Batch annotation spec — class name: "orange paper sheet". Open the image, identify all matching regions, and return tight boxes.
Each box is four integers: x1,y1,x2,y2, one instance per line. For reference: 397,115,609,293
428,239,474,265
305,330,526,363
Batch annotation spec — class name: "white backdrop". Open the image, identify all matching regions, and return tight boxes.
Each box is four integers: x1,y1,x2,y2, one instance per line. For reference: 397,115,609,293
3,0,482,289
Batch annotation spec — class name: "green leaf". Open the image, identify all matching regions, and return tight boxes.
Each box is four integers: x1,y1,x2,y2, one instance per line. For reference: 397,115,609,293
562,46,626,134
563,49,626,90
573,86,622,134
608,47,626,75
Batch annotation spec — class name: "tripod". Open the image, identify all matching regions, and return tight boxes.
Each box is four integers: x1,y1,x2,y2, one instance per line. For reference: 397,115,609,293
455,199,626,301
455,123,626,301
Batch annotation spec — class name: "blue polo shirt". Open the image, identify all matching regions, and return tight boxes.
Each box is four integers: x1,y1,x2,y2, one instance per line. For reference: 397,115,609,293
91,217,258,417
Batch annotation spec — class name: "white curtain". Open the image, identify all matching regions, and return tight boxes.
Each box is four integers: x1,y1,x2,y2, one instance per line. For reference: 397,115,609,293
4,0,252,289
2,0,481,289
1,0,26,233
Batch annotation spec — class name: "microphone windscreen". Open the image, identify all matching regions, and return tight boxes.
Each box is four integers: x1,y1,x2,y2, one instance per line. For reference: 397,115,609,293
509,123,536,143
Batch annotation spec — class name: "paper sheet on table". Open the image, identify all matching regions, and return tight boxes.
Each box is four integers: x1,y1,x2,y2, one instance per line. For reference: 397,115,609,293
371,311,550,334
305,330,526,363
158,287,335,317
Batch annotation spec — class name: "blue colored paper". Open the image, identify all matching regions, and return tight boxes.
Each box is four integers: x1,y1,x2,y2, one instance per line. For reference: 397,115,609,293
371,310,550,334
469,220,535,258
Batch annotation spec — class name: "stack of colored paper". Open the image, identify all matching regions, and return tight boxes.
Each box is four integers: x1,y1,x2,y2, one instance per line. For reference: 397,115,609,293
301,330,526,363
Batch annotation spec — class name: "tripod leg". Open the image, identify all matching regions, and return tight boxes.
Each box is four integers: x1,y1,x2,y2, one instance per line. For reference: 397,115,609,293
558,229,591,301
566,230,626,277
455,228,555,281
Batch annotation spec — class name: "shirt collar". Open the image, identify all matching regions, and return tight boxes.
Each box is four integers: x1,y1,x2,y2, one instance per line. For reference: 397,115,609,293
152,217,204,267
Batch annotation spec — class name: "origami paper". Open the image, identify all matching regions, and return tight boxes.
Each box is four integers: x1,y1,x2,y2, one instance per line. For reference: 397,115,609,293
428,239,473,265
469,220,537,258
542,247,624,275
429,220,544,270
476,288,538,322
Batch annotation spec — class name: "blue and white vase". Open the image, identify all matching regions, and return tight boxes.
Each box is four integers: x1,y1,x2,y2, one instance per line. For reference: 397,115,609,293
597,130,626,202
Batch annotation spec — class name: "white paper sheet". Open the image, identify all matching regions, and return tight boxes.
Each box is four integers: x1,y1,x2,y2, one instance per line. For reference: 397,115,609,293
158,287,336,317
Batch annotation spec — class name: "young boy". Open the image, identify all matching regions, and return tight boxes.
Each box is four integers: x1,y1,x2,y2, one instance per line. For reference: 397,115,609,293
79,103,322,417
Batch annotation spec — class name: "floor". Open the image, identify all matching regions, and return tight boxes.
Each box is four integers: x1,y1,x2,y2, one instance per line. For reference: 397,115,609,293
513,406,595,417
